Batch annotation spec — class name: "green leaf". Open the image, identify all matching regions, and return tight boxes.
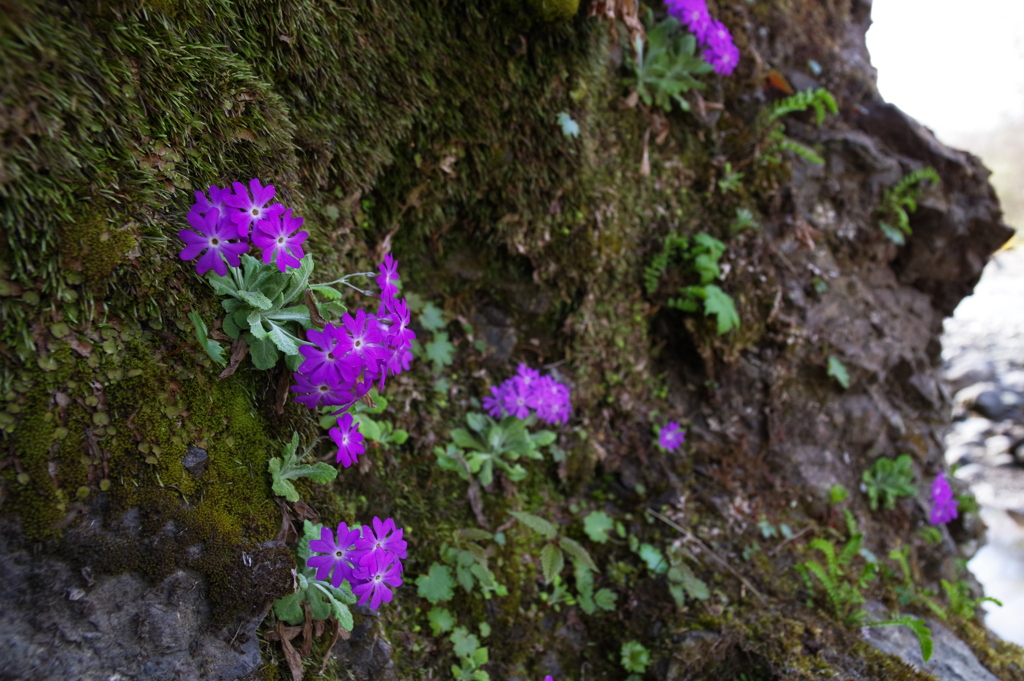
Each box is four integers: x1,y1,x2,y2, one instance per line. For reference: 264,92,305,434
559,537,598,572
465,412,489,433
827,355,851,389
668,563,709,601
451,427,484,451
428,606,455,636
187,312,227,366
583,510,614,544
450,627,481,658
510,511,557,540
309,284,344,300
420,302,446,332
540,544,565,584
391,429,409,445
237,289,274,311
530,430,557,447
637,543,668,574
701,284,740,335
354,414,382,442
425,332,455,371
302,462,338,484
620,640,651,674
267,322,300,356
594,588,617,611
416,563,456,604
248,336,279,369
273,589,303,622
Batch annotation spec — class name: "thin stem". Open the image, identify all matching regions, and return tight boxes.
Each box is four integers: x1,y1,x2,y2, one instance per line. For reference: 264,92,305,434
299,435,333,461
311,271,377,295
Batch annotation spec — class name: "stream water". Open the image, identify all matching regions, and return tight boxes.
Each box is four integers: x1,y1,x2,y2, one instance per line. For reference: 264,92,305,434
942,244,1024,646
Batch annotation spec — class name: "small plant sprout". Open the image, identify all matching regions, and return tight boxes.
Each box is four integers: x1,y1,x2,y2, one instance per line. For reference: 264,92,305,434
876,167,941,244
827,355,850,389
861,454,916,511
557,112,580,138
625,15,714,113
620,640,651,674
717,162,744,193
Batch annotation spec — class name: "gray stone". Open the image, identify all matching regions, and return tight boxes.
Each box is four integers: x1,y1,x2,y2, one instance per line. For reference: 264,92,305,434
1001,370,1024,394
182,446,209,477
861,602,1001,681
974,389,1024,422
944,357,997,394
0,550,264,681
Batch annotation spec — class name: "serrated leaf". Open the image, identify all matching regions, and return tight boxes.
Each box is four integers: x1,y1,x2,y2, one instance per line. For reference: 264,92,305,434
456,528,494,542
559,537,598,572
827,355,851,389
668,563,709,601
420,302,446,332
425,332,455,371
302,462,338,484
309,284,343,300
450,627,481,658
248,336,279,369
637,543,668,574
701,284,740,335
416,563,456,604
594,588,617,611
540,544,564,584
271,471,299,502
267,322,300,356
583,510,614,544
428,606,455,636
273,589,303,623
510,511,557,540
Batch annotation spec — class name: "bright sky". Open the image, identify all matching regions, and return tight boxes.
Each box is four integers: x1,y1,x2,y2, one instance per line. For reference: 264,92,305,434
866,0,1024,139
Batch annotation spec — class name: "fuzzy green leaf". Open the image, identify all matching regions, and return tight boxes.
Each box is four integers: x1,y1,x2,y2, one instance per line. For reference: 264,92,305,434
420,302,446,332
701,284,740,335
594,588,617,611
428,606,455,636
187,312,227,366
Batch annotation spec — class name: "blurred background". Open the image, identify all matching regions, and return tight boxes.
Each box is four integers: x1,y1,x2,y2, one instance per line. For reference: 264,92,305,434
867,0,1024,646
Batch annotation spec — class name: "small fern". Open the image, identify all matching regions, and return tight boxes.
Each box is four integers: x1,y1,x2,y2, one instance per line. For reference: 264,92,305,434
862,454,916,511
796,534,877,624
765,87,838,126
646,232,739,335
760,87,837,166
876,167,941,244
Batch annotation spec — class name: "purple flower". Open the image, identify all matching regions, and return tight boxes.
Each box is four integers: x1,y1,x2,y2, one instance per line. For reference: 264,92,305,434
307,522,362,588
223,178,281,238
330,413,365,468
483,383,508,418
352,553,403,610
704,30,740,76
290,372,350,411
337,309,387,377
297,324,358,386
658,421,686,451
930,473,959,525
528,375,571,425
252,208,308,272
377,254,401,302
189,184,230,217
500,378,533,420
667,0,712,42
354,516,408,567
178,208,249,276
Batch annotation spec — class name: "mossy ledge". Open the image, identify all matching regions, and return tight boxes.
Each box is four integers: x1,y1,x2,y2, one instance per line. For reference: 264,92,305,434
1,0,1020,679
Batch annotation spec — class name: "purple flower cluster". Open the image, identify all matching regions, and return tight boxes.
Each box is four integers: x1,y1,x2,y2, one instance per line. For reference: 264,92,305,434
178,179,308,275
291,253,415,465
482,364,571,425
665,0,740,75
308,517,407,610
929,473,959,525
658,421,686,451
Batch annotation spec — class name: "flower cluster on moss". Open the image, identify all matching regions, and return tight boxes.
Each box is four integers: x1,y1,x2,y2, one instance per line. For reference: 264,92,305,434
665,0,740,75
308,517,407,609
179,179,308,275
482,364,571,425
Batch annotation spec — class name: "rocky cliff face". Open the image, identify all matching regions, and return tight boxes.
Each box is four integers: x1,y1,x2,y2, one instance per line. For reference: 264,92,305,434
0,0,1019,679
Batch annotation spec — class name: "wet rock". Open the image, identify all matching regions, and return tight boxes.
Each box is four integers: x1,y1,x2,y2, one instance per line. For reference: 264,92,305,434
973,389,1024,422
860,602,1000,681
471,306,517,361
182,446,209,477
944,356,996,394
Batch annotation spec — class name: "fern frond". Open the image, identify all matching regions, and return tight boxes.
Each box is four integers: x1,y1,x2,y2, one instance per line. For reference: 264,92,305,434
773,137,824,165
765,87,838,126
